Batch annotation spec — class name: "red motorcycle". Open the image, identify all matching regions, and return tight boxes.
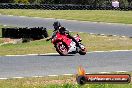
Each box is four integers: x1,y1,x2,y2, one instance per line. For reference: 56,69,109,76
50,32,87,56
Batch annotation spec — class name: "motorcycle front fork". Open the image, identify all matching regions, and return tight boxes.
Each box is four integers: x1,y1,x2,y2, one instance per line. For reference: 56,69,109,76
76,43,85,52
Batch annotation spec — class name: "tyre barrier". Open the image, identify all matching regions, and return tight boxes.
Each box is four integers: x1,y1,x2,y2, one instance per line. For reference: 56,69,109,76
2,27,49,40
0,4,132,10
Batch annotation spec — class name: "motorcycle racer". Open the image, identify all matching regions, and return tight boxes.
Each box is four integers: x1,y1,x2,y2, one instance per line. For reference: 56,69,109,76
46,21,82,49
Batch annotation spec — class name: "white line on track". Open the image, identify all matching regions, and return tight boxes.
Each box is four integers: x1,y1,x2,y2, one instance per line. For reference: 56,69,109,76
98,72,111,74
0,78,8,80
79,32,84,33
88,50,132,53
89,33,95,35
115,71,128,73
5,55,19,56
26,54,38,56
12,77,24,79
48,75,58,77
121,36,126,38
113,35,117,36
32,76,43,78
5,55,27,56
109,50,132,52
3,25,7,27
100,34,105,36
63,74,74,76
1,49,132,57
19,16,26,17
8,15,14,16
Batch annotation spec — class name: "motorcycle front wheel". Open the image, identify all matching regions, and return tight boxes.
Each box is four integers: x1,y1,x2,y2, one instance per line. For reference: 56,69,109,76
55,41,69,56
79,48,87,55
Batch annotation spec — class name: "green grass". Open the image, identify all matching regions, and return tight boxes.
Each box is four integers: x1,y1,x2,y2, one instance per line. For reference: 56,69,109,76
0,83,131,88
0,25,4,43
0,25,3,37
0,30,132,55
0,72,131,88
0,9,132,24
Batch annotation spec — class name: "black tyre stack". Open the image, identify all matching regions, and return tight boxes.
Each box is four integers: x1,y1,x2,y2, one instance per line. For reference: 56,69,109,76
0,3,132,10
2,27,49,40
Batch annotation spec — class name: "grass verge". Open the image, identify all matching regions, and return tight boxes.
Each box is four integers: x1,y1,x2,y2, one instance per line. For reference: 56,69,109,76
0,9,132,24
0,25,3,37
0,25,4,43
0,72,131,88
0,29,132,55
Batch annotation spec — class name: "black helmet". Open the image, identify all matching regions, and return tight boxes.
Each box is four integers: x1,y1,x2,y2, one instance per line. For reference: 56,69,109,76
53,21,61,31
59,27,66,34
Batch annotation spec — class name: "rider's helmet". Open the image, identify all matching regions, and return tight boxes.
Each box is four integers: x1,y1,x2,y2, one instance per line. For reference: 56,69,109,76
59,27,66,34
53,21,61,31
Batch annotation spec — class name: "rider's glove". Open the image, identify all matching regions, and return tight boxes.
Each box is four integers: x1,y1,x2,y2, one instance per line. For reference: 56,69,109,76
46,38,51,41
65,30,69,34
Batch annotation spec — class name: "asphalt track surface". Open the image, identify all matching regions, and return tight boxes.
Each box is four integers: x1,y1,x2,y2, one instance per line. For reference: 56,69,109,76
0,51,132,78
0,15,132,37
0,15,132,78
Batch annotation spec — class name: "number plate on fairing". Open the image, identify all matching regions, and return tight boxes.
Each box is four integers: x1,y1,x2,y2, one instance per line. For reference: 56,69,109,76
68,41,76,52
